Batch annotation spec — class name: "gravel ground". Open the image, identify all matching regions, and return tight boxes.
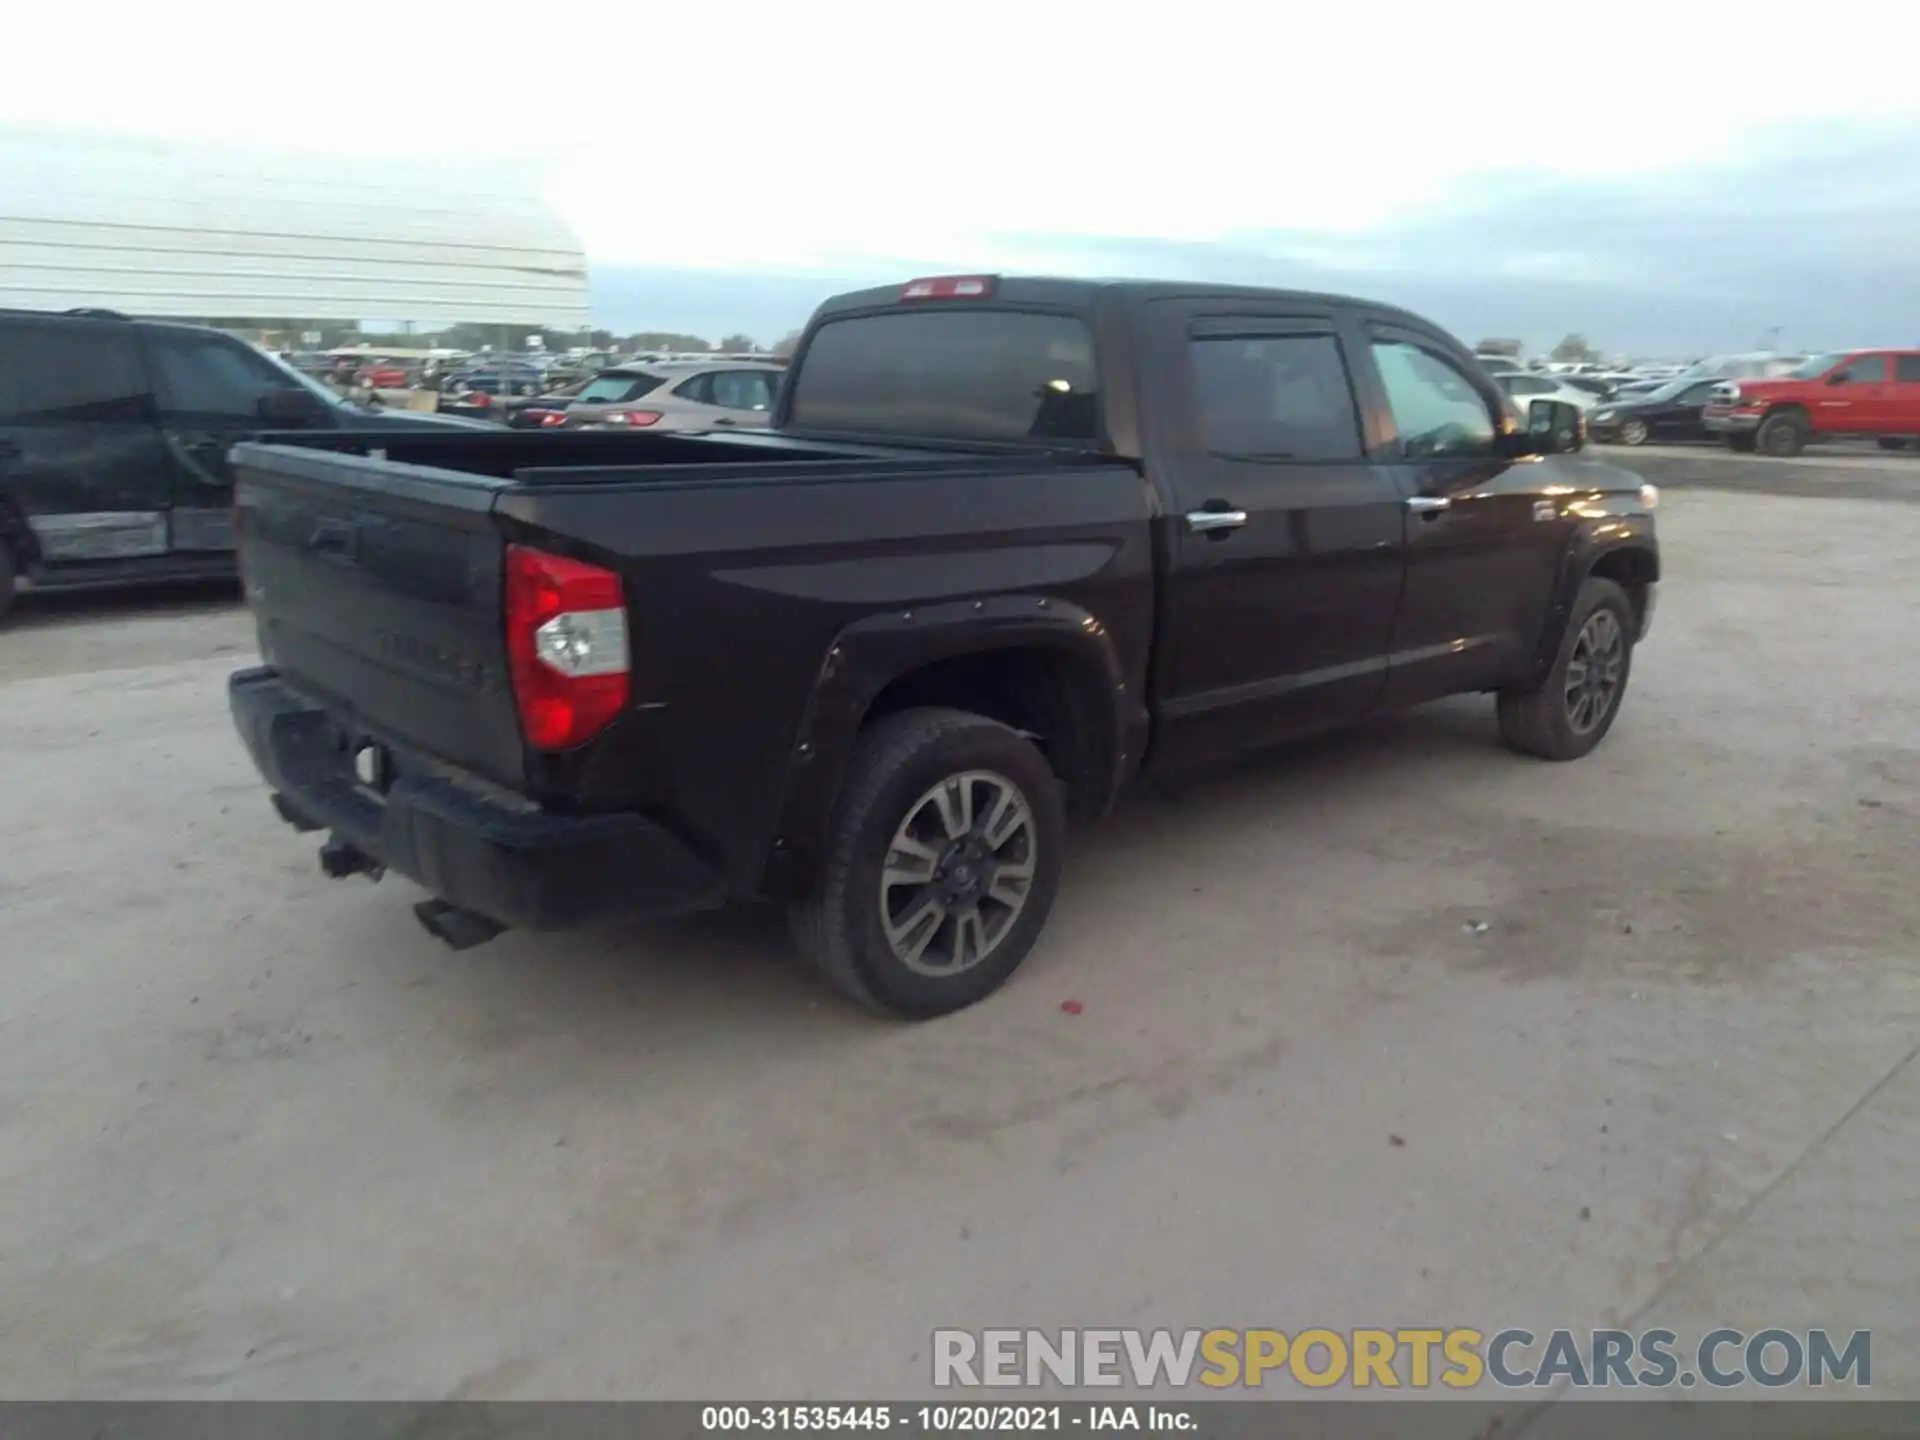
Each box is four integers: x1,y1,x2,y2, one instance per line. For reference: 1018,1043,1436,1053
0,480,1915,1417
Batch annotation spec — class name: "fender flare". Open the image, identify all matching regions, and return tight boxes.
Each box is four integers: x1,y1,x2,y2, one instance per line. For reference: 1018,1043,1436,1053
758,593,1143,898
1528,520,1659,681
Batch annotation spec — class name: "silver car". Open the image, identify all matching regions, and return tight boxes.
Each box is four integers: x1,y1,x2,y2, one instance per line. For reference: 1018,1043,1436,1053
558,360,784,434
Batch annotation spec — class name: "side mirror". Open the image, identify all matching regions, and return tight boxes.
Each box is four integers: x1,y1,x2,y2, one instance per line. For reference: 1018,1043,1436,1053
256,387,328,426
1826,371,1849,385
1522,399,1585,455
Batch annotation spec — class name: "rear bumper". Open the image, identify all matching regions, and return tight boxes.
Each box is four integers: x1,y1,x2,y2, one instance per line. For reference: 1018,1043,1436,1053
1703,411,1762,434
229,666,724,930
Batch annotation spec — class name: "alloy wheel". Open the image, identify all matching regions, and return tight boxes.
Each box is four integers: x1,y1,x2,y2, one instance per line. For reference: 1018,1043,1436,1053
1563,609,1625,735
878,770,1037,976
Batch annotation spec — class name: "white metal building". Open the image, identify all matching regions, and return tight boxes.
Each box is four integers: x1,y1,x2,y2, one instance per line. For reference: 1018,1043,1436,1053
0,128,588,329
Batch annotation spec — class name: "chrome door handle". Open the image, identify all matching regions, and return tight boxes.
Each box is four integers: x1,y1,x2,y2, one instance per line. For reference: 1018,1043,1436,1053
1405,496,1451,513
1186,508,1248,533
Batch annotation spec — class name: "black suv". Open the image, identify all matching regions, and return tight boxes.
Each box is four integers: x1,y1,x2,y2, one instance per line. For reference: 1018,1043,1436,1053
0,308,482,619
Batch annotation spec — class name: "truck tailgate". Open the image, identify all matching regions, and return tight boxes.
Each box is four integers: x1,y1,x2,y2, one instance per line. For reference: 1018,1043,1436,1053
232,441,527,789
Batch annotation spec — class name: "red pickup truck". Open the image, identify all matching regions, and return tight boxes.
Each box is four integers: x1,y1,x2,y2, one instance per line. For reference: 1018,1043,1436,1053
1702,349,1920,455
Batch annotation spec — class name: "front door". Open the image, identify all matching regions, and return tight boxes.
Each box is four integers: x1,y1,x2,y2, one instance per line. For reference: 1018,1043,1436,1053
142,327,328,554
1361,327,1564,708
1146,305,1406,772
1817,353,1893,435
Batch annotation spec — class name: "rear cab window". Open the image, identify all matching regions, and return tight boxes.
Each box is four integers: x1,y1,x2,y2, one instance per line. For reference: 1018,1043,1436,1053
787,308,1099,443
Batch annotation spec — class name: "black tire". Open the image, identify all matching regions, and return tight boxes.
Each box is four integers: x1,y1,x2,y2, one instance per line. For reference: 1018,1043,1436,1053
789,707,1066,1020
1726,433,1757,453
1756,410,1808,457
0,541,15,622
1875,437,1911,452
1618,417,1649,446
1497,577,1635,762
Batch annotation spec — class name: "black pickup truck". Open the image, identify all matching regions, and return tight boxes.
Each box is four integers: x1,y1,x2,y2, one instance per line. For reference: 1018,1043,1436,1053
228,275,1659,1019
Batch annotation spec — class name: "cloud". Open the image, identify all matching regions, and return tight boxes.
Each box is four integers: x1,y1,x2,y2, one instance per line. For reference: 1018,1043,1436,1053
594,117,1920,357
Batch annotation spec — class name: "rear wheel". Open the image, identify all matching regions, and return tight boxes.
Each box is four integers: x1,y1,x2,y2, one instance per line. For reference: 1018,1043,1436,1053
1875,437,1912,452
1756,410,1808,457
1497,577,1635,761
789,708,1065,1020
1619,418,1649,446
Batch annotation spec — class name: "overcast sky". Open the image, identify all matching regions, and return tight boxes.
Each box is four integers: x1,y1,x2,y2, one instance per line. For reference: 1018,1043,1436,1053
8,3,1920,353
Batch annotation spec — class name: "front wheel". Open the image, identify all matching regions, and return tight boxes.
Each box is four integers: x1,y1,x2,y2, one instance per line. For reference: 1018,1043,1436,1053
789,707,1065,1019
1497,577,1635,761
1756,411,1808,457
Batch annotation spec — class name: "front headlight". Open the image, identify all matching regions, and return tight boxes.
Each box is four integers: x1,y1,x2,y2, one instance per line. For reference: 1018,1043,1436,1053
1639,483,1660,510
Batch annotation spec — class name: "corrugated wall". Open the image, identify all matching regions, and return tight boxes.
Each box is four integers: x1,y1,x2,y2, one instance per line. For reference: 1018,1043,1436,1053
0,128,589,327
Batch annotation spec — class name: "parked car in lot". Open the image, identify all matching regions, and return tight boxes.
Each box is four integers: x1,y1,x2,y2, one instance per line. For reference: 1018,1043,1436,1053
555,359,785,433
226,274,1658,1019
1702,349,1920,455
507,379,591,429
1496,371,1599,413
1560,375,1618,401
0,307,486,619
1588,376,1729,446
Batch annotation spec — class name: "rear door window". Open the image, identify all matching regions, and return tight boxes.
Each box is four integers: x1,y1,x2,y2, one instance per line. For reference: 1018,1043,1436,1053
1188,332,1363,461
1896,355,1920,384
707,369,777,410
788,310,1099,442
0,321,153,425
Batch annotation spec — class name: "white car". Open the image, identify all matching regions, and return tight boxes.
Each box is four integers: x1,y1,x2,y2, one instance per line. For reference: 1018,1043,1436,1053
1496,371,1599,411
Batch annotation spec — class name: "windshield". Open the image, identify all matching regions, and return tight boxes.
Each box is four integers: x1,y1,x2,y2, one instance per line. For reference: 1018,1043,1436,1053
788,309,1100,443
575,372,665,404
1783,352,1842,380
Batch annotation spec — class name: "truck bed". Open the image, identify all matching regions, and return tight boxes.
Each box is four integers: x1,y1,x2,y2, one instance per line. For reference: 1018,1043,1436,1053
230,429,1156,898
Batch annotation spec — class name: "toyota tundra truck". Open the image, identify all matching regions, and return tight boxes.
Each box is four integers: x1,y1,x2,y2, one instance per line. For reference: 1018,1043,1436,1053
227,275,1660,1019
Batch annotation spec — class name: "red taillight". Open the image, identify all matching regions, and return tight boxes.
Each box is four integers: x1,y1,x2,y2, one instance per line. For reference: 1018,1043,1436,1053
537,410,565,427
605,409,662,427
900,275,996,301
503,544,630,751
468,390,492,407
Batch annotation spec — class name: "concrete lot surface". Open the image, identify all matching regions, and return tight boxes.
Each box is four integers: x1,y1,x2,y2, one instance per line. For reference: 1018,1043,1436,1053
1,476,1916,1415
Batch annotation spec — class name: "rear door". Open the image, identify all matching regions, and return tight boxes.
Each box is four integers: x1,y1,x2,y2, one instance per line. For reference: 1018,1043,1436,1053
142,325,329,553
1143,301,1406,771
1357,322,1563,707
0,315,170,569
1892,354,1920,436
